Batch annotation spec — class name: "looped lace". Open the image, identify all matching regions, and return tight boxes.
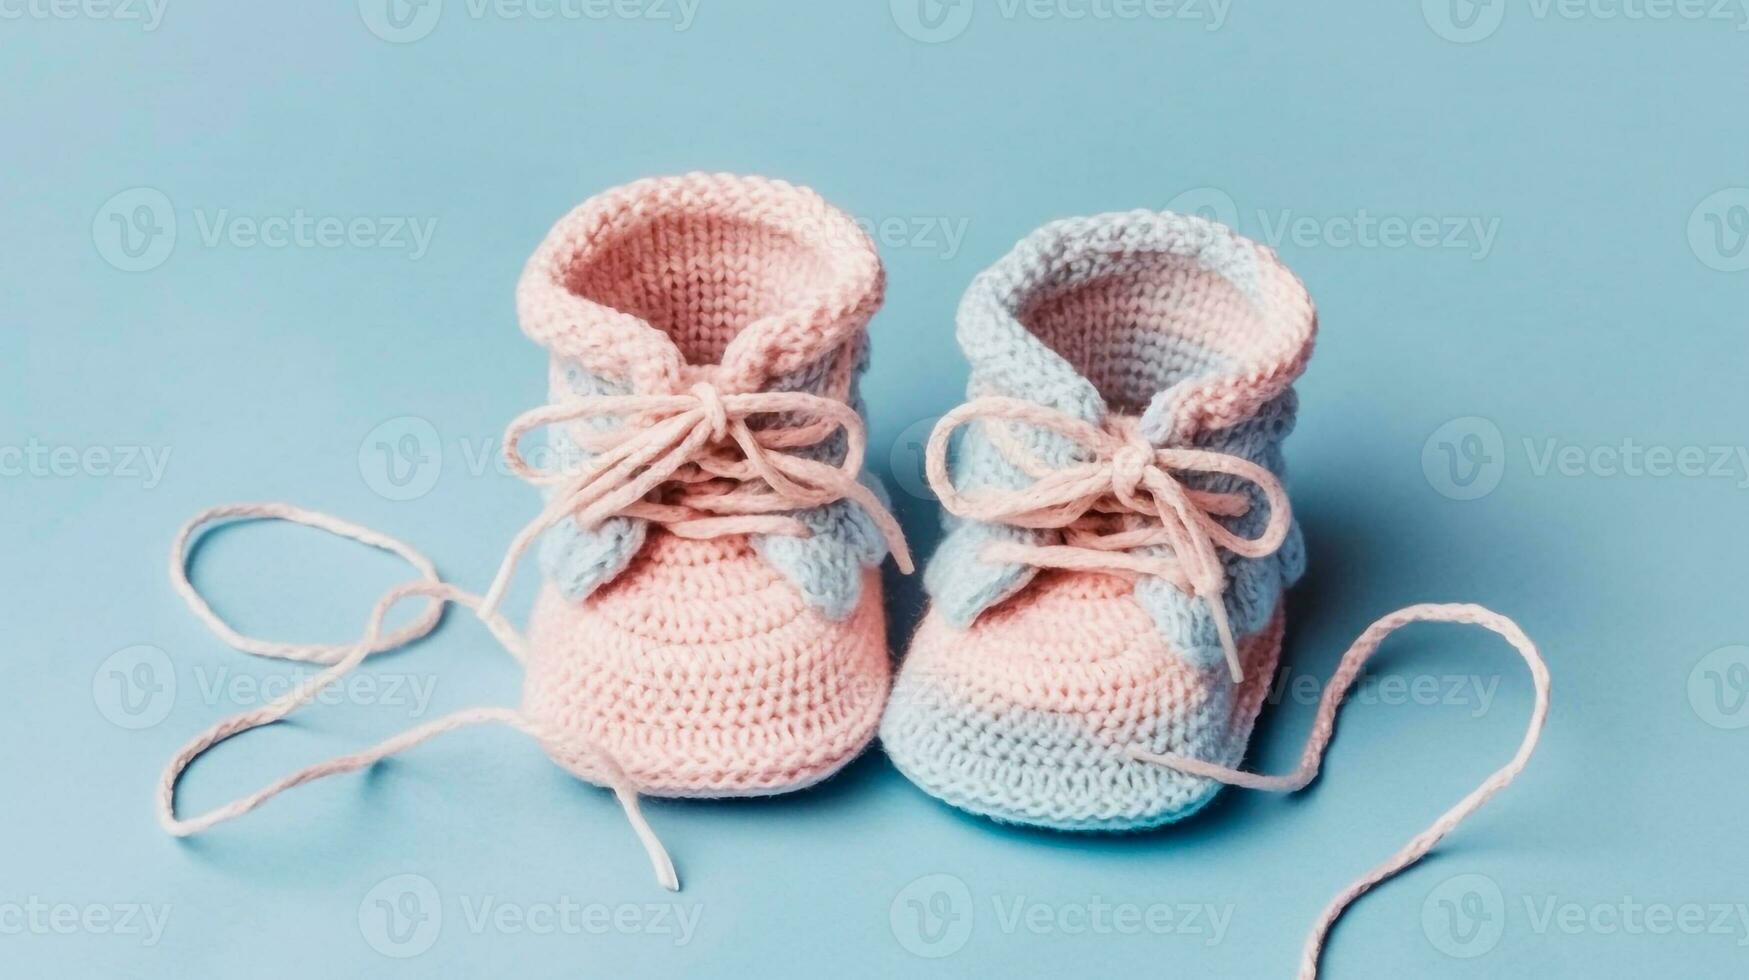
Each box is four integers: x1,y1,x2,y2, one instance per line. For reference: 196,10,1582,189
926,396,1291,681
929,400,1552,977
160,505,679,890
688,381,730,441
158,380,917,894
1131,603,1552,979
487,379,913,616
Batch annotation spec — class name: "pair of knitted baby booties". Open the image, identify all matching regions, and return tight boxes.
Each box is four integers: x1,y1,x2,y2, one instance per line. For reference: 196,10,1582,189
161,174,1548,978
512,172,1310,824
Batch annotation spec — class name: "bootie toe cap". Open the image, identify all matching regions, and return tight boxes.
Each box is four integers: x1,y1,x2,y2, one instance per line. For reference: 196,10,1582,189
881,573,1281,831
524,535,889,797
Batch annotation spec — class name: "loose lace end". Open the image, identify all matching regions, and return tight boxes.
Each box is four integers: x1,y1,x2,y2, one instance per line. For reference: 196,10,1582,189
1128,603,1551,980
160,503,688,897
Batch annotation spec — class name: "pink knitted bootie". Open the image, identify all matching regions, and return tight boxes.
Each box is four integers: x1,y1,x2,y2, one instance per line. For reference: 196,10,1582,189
157,175,911,889
511,174,910,796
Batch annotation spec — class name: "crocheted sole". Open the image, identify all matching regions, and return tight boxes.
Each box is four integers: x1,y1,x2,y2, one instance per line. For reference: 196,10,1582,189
881,608,1283,832
534,677,889,800
882,693,1230,832
623,728,882,800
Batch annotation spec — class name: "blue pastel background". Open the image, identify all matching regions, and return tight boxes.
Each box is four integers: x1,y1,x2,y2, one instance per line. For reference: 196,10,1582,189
5,2,1748,976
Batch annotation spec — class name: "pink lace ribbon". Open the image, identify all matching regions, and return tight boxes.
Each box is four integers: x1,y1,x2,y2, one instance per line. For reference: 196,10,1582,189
484,380,912,614
1131,603,1551,979
159,504,680,891
926,395,1292,681
159,382,915,893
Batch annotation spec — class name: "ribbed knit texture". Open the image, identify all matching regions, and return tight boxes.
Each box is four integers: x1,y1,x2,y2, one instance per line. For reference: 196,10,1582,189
517,174,898,796
882,210,1318,829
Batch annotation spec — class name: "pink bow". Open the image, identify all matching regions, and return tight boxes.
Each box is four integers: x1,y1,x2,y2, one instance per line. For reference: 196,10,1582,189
926,396,1291,681
482,381,913,615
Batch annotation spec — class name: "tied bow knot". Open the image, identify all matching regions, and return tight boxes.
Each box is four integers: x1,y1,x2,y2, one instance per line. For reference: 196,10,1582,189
480,380,913,616
925,396,1292,682
688,381,731,442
